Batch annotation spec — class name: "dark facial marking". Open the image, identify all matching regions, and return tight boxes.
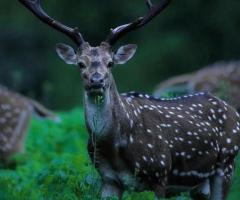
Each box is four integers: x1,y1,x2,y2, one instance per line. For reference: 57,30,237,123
90,49,99,56
91,61,101,67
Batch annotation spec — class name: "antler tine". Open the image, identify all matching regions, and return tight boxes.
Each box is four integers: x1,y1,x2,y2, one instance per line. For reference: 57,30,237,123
18,0,85,46
106,0,171,46
146,0,154,9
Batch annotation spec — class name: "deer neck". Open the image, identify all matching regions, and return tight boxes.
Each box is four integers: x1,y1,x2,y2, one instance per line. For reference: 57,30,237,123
84,76,123,139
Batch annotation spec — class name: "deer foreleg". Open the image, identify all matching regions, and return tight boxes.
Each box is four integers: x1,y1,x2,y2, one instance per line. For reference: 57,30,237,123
98,161,123,199
221,179,232,200
101,182,123,199
210,173,234,200
190,179,210,200
210,174,224,200
221,162,235,200
210,158,235,200
152,183,166,199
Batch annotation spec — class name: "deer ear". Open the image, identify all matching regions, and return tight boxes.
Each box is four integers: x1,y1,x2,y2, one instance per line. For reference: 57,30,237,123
55,43,77,65
114,44,137,65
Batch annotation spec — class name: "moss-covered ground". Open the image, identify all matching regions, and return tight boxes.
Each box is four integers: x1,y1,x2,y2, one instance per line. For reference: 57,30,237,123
0,108,239,200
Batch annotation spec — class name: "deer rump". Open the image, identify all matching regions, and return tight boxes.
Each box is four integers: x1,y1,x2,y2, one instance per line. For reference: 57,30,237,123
0,85,56,164
88,92,240,198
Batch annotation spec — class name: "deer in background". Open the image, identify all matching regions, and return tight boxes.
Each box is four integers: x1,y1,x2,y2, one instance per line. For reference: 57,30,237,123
19,0,240,199
0,85,57,165
154,61,240,112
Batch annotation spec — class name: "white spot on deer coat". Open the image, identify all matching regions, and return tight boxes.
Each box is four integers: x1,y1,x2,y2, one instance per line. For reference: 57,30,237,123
147,129,152,133
226,138,232,144
147,143,154,149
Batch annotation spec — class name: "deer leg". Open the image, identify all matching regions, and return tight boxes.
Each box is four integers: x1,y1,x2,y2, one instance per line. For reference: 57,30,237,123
101,182,123,199
152,184,166,199
221,178,232,200
211,157,235,200
210,174,225,200
98,161,124,199
210,174,233,200
221,163,235,200
190,179,210,200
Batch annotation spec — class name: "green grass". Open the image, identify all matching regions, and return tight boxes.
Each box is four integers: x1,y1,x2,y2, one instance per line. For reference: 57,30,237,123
0,108,239,200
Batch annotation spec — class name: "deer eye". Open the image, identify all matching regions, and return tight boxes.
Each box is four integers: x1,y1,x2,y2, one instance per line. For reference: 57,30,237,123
78,62,86,69
107,61,114,68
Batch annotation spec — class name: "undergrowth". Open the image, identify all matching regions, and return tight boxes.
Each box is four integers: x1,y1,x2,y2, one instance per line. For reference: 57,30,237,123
0,108,239,200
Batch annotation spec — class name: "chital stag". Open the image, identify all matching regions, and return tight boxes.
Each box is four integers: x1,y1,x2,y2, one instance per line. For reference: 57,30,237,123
154,61,240,112
0,85,57,165
19,0,240,199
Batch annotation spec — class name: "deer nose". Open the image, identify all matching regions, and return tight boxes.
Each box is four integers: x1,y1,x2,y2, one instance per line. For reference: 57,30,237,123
90,73,104,85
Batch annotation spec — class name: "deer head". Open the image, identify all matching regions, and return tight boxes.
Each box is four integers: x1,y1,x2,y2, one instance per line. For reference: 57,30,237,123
56,42,137,96
18,0,171,97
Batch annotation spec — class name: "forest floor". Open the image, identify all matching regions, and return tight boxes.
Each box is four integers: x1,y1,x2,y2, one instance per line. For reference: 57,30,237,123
0,108,239,200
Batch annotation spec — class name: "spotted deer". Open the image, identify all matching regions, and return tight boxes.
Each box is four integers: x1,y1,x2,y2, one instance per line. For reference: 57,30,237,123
154,61,240,112
0,85,57,165
19,0,240,199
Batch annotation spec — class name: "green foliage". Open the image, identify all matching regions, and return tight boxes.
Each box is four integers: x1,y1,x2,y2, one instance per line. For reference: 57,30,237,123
0,109,100,200
0,109,239,200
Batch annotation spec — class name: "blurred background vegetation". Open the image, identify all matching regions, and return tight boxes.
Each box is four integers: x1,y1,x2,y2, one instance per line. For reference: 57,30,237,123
0,0,240,110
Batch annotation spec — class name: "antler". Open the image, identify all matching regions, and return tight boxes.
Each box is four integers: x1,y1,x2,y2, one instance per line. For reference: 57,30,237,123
18,0,85,46
105,0,171,46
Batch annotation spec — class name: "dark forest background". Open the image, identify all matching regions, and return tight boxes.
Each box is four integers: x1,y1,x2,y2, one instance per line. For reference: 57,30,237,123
0,0,240,110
